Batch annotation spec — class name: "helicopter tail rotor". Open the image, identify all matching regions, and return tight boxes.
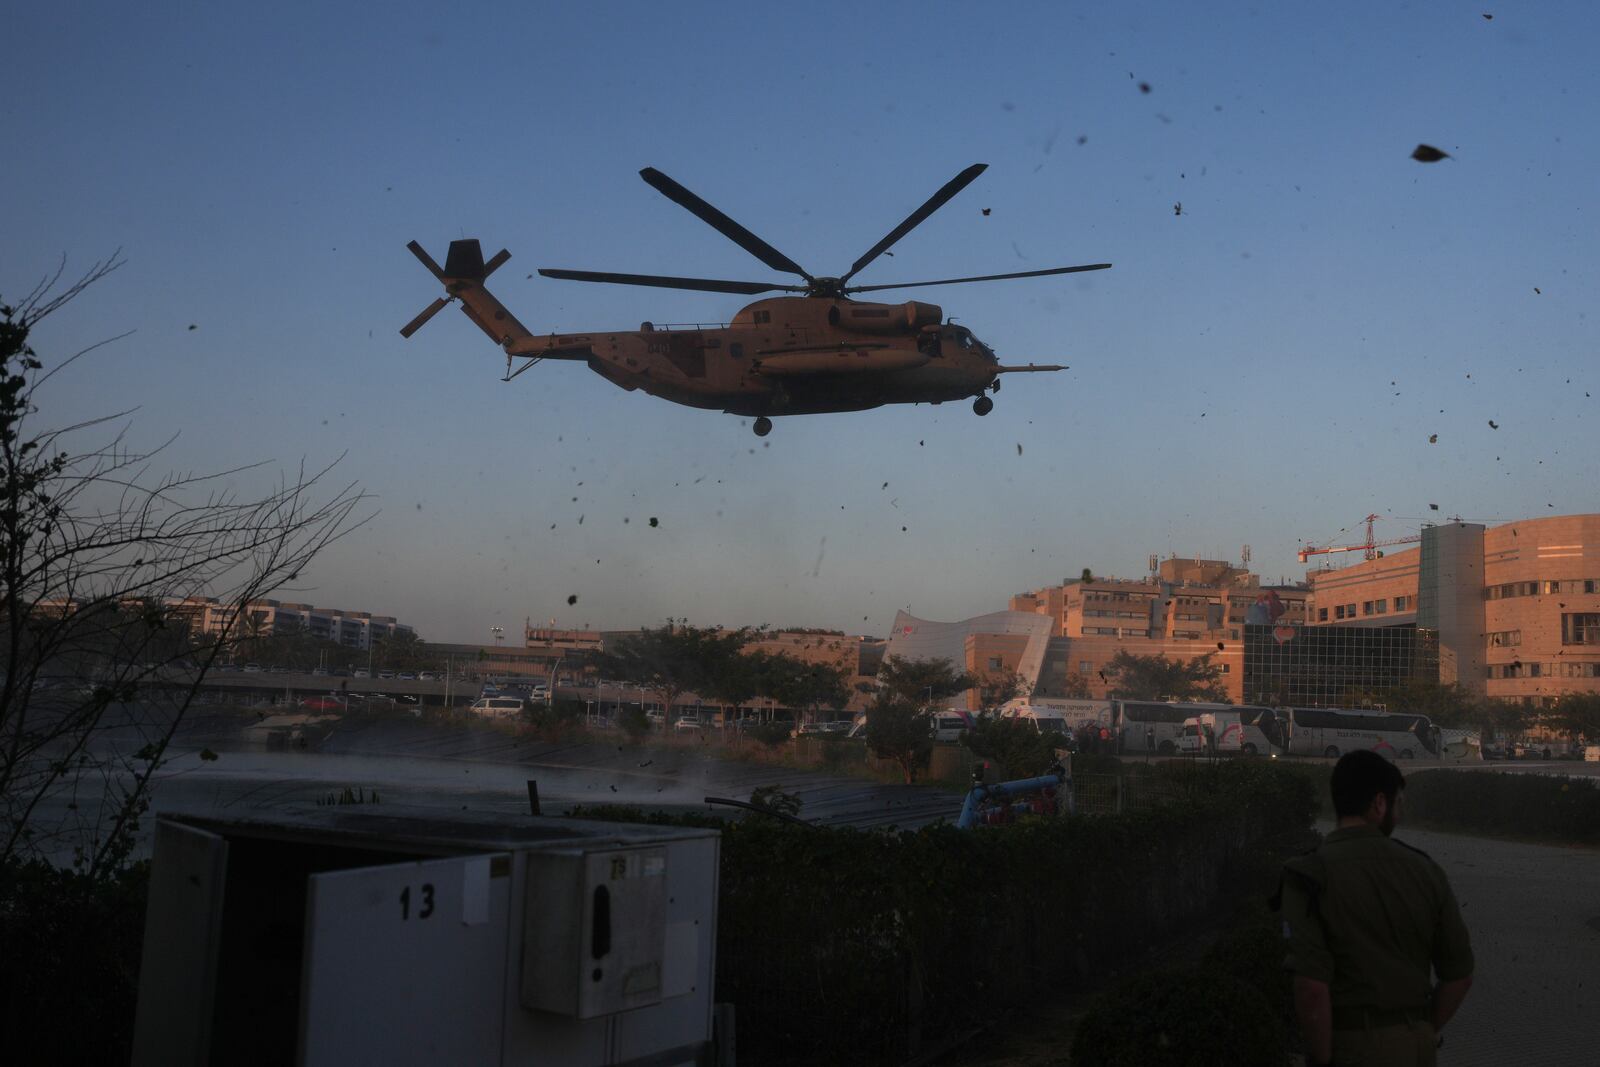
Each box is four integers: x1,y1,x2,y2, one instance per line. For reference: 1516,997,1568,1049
401,239,532,349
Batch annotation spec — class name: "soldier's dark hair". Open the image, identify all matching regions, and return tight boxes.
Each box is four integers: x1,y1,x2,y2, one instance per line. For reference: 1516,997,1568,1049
1330,749,1404,818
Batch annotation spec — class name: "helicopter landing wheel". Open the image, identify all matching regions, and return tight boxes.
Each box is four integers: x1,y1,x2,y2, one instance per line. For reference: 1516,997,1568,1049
753,416,773,437
973,396,994,416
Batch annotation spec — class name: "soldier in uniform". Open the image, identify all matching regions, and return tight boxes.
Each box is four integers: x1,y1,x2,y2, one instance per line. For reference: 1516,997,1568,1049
1279,750,1474,1066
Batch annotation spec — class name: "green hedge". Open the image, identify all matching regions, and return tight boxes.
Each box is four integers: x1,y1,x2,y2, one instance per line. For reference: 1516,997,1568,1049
0,861,148,1066
1403,768,1600,844
589,760,1316,1065
1071,964,1284,1067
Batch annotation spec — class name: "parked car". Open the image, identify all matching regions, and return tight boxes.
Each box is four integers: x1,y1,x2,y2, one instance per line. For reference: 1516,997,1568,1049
242,663,262,673
674,717,704,732
397,672,417,681
469,696,527,719
417,671,436,681
353,668,370,679
311,667,329,676
299,696,344,711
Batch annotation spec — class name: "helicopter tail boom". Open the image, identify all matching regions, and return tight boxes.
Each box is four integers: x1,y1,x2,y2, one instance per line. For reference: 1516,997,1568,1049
993,364,1067,373
401,239,536,351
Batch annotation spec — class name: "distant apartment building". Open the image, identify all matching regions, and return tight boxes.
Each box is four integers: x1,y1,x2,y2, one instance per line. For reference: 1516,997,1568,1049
164,596,413,651
1306,514,1600,706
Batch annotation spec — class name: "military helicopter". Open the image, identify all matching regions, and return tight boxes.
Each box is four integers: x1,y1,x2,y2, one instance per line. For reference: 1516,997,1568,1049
401,163,1109,436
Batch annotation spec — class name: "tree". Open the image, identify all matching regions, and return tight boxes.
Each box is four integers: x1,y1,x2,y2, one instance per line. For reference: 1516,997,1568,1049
1,258,369,875
961,671,1065,779
1548,693,1600,743
371,629,428,673
594,622,755,723
875,654,973,708
973,668,1031,711
1102,650,1229,702
1060,670,1093,699
862,656,972,784
1343,680,1487,730
756,654,850,727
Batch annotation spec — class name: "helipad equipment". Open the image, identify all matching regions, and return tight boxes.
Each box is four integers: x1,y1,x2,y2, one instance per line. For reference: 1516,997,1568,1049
131,806,719,1066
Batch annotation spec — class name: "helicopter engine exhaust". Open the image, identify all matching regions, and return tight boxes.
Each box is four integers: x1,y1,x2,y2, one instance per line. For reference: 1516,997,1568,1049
827,301,942,334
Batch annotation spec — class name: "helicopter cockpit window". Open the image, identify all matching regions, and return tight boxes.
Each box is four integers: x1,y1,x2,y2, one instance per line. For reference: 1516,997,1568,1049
917,331,942,357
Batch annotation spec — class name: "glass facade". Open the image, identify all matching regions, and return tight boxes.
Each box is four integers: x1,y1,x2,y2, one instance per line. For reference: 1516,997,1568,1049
1242,623,1438,707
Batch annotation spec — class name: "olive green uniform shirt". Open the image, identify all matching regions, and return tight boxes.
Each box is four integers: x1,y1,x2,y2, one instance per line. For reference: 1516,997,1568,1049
1281,825,1474,1010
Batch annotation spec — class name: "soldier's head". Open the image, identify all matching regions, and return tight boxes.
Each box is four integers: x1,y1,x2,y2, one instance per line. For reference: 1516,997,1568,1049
1330,749,1405,835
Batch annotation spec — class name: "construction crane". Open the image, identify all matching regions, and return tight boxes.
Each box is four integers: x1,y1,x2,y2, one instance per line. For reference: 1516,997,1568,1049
1297,514,1422,564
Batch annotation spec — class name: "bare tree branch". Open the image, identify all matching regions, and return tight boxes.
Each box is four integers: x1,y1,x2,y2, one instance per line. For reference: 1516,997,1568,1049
1,256,372,875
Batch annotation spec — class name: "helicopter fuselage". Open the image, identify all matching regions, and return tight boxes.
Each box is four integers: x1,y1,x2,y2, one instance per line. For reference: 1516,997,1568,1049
508,296,999,417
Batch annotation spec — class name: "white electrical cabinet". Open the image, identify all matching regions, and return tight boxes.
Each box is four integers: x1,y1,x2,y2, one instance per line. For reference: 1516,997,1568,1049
131,807,720,1067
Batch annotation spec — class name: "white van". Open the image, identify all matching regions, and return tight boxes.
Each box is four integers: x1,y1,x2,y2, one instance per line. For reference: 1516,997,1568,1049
998,705,1072,736
469,695,527,719
930,711,972,742
999,698,1110,733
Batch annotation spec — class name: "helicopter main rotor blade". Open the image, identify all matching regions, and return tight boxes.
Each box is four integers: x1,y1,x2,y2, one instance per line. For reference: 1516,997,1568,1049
841,163,988,286
537,268,803,296
639,167,813,281
845,262,1112,293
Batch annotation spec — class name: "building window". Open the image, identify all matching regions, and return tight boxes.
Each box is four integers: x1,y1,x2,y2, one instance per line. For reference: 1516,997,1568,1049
1079,660,1092,673
1375,599,1388,614
987,656,1003,670
1562,613,1600,645
1318,608,1328,622
1487,630,1522,648
1361,601,1373,615
1334,605,1346,620
1393,596,1409,611
1346,604,1356,618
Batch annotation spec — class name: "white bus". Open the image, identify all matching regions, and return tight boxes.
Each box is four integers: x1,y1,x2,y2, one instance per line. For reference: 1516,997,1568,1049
1177,706,1286,756
1281,707,1440,760
1112,700,1195,756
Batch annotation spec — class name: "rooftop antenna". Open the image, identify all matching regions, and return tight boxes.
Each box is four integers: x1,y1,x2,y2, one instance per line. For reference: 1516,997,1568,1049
1241,544,1252,567
1148,554,1159,578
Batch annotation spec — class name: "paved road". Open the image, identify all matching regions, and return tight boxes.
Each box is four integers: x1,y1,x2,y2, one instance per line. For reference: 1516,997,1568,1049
1391,825,1600,1067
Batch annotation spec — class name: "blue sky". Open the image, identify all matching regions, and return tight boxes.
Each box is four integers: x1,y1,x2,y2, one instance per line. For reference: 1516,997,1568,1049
5,2,1597,642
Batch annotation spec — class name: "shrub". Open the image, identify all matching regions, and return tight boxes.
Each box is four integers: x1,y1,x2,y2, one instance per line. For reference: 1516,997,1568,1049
0,860,149,1065
749,785,803,817
748,720,793,749
618,705,650,738
1200,912,1295,1041
1071,965,1284,1067
962,713,1064,777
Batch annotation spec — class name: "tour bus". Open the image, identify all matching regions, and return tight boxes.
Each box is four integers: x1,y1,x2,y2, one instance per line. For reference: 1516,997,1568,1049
1176,706,1286,757
1280,707,1440,760
1111,700,1196,755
